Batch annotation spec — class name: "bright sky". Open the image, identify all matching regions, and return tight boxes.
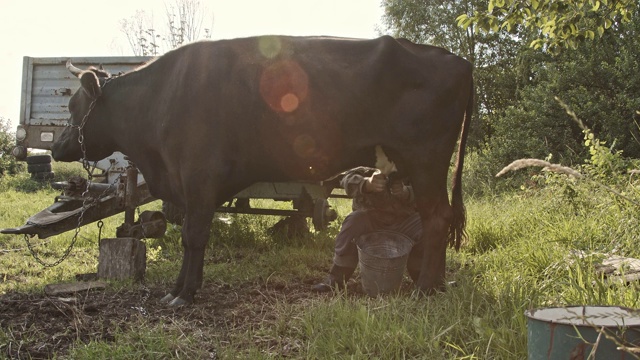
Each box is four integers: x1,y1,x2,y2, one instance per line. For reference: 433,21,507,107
0,0,386,131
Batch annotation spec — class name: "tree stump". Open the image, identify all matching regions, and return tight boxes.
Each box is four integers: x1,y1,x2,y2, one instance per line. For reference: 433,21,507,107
97,238,146,281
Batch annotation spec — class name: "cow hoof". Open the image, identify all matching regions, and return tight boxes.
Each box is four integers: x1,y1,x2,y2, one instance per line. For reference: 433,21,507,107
168,297,189,306
160,293,175,303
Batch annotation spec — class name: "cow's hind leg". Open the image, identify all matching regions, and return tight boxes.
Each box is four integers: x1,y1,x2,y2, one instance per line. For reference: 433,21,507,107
161,207,215,306
411,172,453,294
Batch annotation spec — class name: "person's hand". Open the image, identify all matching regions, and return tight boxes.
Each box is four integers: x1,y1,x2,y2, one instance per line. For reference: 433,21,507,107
389,179,409,199
364,171,387,193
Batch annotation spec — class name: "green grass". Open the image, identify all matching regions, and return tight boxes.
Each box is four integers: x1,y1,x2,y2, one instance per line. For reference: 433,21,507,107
2,164,640,359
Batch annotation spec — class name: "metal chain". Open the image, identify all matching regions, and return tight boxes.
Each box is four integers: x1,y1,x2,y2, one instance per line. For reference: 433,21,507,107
131,208,150,316
23,185,93,268
135,207,149,239
24,76,118,267
23,165,122,267
33,73,153,312
96,220,104,244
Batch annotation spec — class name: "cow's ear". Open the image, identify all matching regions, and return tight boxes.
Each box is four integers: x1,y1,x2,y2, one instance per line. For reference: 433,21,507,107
80,71,102,100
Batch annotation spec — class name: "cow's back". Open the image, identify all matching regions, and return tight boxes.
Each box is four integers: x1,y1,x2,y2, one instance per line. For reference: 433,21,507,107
126,36,471,192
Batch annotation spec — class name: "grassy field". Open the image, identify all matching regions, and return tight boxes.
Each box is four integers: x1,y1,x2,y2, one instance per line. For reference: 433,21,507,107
1,161,640,359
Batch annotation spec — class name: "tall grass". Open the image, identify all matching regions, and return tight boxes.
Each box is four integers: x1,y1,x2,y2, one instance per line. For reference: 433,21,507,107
2,156,640,358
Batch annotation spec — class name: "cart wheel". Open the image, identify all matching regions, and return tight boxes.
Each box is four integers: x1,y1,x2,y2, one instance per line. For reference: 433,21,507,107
312,198,336,231
162,201,184,226
268,215,309,238
139,210,167,238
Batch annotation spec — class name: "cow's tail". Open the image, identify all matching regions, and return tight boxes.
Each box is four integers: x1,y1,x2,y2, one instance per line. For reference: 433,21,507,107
449,77,473,251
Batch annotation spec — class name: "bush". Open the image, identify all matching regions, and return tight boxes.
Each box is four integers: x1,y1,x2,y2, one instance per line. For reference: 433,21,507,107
463,147,541,198
0,117,23,176
0,151,86,193
51,160,86,180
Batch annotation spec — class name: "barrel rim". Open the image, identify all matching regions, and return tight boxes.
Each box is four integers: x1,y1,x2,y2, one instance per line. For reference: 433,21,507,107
355,230,414,260
525,305,640,327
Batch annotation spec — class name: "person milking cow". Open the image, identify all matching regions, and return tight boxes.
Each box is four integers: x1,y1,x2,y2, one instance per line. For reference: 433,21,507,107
313,148,423,292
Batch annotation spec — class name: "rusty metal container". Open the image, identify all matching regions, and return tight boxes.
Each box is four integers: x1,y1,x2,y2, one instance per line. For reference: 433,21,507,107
525,306,640,359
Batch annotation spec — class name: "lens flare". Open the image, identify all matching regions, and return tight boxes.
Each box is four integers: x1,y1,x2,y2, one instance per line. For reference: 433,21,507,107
258,36,282,59
280,93,299,113
259,60,308,114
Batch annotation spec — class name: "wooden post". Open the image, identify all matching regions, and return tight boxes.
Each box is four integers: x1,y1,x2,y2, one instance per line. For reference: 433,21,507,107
97,237,146,281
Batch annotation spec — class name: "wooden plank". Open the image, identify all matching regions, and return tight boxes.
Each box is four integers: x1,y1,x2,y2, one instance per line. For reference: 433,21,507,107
44,281,106,296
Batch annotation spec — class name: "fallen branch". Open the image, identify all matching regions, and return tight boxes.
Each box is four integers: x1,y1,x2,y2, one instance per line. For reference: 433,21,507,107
496,159,582,179
496,158,640,208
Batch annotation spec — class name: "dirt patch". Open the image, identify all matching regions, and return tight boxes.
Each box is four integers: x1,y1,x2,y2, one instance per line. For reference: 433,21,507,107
0,279,327,359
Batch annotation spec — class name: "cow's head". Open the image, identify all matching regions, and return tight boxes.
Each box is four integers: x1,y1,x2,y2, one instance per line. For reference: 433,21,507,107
51,61,114,162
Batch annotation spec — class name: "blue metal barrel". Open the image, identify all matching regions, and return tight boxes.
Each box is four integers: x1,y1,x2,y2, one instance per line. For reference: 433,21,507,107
526,306,640,359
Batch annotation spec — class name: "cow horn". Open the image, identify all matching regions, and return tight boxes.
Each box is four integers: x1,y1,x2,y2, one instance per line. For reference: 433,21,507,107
66,60,84,77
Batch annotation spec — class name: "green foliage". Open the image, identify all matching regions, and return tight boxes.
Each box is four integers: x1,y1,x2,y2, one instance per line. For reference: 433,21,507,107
70,325,215,359
51,159,86,180
458,0,638,52
544,25,640,158
383,0,485,58
382,0,640,196
471,13,640,189
0,159,85,193
582,130,628,179
0,117,23,177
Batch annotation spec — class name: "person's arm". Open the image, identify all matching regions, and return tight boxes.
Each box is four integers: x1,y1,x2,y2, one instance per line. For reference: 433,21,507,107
340,170,367,198
340,168,386,197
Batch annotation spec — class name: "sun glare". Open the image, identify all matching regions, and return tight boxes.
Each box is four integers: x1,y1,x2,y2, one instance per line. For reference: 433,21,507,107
258,36,282,59
259,59,308,114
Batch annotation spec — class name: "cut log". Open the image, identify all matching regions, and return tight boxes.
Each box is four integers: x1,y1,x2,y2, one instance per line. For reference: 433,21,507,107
97,237,146,281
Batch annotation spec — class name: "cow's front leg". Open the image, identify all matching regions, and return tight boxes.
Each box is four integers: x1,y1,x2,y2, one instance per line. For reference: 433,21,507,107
161,208,215,306
159,244,190,304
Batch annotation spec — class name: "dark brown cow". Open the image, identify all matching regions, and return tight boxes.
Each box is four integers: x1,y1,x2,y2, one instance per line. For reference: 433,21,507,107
52,35,473,305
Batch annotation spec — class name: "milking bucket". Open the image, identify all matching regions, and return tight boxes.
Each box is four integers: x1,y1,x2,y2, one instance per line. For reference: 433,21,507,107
356,230,413,297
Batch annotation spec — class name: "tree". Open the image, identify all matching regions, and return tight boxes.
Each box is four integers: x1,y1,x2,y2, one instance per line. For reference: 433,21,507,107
382,0,529,147
164,0,212,49
120,0,213,56
382,0,640,194
120,10,161,56
383,0,480,62
457,0,637,52
491,12,640,163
